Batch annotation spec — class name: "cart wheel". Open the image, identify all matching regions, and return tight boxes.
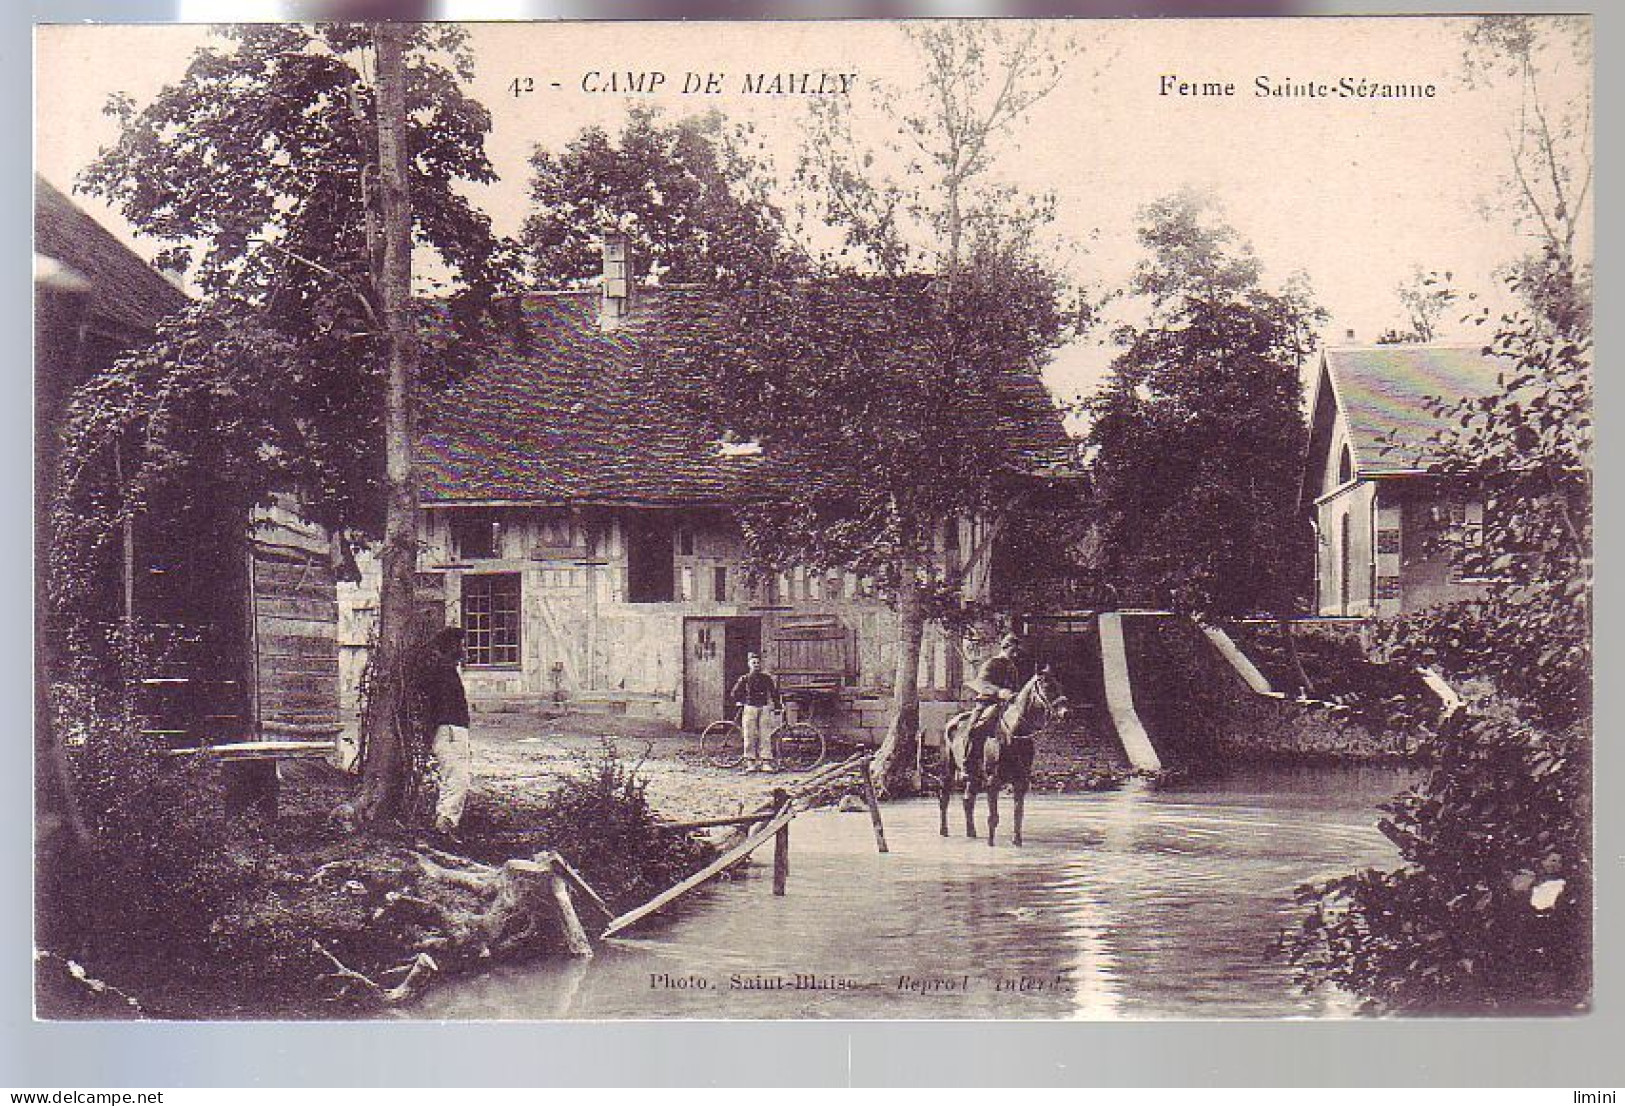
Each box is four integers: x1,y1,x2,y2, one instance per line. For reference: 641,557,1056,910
773,721,827,772
700,720,745,769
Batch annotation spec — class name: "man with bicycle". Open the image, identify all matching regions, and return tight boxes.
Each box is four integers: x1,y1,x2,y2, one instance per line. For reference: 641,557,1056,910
730,651,785,772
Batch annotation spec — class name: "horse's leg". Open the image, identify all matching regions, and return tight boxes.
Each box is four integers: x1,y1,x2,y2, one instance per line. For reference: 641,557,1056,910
1010,742,1034,848
938,730,954,837
962,765,978,839
986,776,1000,848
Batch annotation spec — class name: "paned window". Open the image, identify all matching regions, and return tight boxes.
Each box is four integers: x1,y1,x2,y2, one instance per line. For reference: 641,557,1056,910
463,573,521,665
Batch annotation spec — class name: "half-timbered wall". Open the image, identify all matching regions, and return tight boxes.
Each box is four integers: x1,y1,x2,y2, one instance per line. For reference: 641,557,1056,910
338,505,981,739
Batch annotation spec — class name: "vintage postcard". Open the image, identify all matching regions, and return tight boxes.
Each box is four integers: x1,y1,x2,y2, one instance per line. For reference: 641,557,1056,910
32,15,1593,1024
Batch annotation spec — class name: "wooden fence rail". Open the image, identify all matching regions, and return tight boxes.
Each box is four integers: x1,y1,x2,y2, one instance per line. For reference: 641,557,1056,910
600,755,888,940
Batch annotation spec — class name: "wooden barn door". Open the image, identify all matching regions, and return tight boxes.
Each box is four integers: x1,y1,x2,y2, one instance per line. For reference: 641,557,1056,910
249,537,340,741
683,617,726,731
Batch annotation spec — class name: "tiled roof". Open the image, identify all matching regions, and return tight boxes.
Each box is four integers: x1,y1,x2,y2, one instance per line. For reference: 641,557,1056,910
416,288,1075,506
34,175,189,334
1324,344,1506,476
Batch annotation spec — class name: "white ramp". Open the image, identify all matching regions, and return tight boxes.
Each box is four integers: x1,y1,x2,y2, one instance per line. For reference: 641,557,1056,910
1097,613,1162,772
1199,623,1275,695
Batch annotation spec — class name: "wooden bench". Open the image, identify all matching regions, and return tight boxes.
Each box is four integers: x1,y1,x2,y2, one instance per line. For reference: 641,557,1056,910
170,735,341,818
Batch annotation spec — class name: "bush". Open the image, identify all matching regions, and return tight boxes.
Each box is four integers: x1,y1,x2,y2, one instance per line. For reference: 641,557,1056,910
1282,701,1588,1013
1228,621,1435,734
62,712,269,946
529,740,716,909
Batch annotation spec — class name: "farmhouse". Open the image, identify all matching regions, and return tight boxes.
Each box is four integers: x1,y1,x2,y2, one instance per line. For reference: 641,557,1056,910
340,237,1073,742
1301,342,1505,618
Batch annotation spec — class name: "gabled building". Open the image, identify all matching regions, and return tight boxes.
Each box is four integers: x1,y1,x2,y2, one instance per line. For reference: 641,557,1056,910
340,238,1074,742
1301,343,1504,618
36,176,342,770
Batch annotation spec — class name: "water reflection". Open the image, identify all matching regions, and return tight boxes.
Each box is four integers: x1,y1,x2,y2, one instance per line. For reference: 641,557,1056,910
414,764,1410,1021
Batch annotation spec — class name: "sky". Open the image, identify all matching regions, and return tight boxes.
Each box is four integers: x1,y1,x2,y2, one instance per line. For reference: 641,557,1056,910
34,18,1592,408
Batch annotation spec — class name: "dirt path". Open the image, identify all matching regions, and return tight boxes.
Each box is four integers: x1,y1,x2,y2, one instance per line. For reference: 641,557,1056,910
467,708,854,825
461,705,1129,828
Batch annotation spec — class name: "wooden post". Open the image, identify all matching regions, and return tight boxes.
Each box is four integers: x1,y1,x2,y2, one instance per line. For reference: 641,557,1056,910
551,854,614,922
602,799,799,938
773,824,790,896
530,853,593,959
771,788,790,896
862,758,889,854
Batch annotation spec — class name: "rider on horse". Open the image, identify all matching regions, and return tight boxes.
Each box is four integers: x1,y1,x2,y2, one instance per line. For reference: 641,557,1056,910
967,632,1025,749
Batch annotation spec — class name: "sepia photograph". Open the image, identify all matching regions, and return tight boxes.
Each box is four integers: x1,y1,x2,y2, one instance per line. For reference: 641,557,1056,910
32,14,1593,1024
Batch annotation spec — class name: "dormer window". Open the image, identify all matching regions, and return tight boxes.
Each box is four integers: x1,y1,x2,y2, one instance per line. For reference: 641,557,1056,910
1337,444,1353,485
451,510,500,560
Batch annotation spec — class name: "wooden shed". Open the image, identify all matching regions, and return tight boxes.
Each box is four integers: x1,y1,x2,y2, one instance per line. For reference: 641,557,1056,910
128,496,342,814
243,501,343,747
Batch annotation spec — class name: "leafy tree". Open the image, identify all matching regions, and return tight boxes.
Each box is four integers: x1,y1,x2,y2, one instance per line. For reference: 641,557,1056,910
1283,20,1592,1012
77,23,509,533
762,24,1079,792
1285,280,1591,1010
1082,188,1324,618
1463,15,1592,338
1376,267,1461,345
660,251,1069,794
524,106,791,287
64,23,513,823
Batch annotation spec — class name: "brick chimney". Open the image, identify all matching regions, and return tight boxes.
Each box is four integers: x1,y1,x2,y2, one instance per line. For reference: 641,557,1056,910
600,230,634,329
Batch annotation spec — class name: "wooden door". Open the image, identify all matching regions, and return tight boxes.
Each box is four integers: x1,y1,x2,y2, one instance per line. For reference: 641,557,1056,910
683,617,726,730
723,617,762,709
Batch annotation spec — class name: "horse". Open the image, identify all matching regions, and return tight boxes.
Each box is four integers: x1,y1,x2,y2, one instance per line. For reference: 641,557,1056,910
938,669,1069,847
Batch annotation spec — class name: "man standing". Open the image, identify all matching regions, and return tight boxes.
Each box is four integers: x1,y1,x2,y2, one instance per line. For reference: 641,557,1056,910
420,626,472,837
730,651,784,772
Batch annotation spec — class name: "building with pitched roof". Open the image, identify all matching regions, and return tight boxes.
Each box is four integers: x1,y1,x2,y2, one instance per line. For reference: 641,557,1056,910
1301,343,1505,617
37,177,342,800
341,237,1075,741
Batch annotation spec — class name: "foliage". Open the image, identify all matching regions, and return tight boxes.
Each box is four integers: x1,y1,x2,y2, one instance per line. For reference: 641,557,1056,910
56,706,277,948
1376,267,1463,344
1376,268,1591,730
50,306,337,653
57,25,515,823
798,23,1073,275
524,106,793,287
1082,188,1324,617
74,23,514,540
682,24,1084,791
984,475,1101,615
529,741,715,909
1282,703,1589,1013
1227,622,1433,734
1462,16,1593,338
670,254,1067,588
1288,258,1591,1012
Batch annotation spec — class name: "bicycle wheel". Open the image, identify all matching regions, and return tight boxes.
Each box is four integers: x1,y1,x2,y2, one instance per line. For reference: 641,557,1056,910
773,721,827,772
700,720,745,769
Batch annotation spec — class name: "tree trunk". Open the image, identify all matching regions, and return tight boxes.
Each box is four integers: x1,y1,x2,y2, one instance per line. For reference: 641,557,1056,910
872,564,925,797
355,22,419,825
1277,616,1314,698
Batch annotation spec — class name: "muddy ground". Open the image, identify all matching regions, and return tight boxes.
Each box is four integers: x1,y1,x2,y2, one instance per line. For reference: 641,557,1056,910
461,703,1130,824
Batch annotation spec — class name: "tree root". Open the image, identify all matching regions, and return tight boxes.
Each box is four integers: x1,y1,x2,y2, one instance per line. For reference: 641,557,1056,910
313,939,438,1005
318,847,599,1007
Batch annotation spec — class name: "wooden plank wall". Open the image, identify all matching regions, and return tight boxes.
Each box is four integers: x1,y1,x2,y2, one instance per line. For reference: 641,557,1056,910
250,509,341,740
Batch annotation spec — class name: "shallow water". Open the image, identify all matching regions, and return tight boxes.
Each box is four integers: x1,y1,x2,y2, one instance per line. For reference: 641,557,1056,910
415,763,1410,1020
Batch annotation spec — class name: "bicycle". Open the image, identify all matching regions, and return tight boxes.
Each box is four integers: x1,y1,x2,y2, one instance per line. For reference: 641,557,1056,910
698,707,827,772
